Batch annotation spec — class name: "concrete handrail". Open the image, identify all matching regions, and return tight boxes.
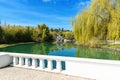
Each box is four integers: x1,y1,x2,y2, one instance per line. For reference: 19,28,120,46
1,52,120,66
0,53,12,68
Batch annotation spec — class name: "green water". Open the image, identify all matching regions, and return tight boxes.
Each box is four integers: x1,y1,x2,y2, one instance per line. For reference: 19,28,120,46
0,42,120,60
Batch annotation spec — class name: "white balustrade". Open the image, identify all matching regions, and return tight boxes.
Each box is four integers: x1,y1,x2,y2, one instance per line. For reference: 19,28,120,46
2,53,66,72
2,52,120,80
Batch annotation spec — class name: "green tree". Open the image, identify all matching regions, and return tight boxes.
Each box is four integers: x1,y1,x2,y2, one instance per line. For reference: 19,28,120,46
36,24,50,42
72,0,120,47
63,31,74,40
0,26,4,43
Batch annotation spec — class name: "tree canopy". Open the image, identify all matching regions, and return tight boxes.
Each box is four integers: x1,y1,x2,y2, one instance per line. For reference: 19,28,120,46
0,24,51,43
72,0,120,47
0,24,73,44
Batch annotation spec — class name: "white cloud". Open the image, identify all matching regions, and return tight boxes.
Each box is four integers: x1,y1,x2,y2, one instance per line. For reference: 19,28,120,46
42,0,51,2
42,0,57,4
0,6,70,22
79,2,85,5
77,0,91,9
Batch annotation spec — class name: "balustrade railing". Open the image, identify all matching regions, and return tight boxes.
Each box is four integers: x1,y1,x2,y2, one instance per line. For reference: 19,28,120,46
11,54,64,72
1,52,120,80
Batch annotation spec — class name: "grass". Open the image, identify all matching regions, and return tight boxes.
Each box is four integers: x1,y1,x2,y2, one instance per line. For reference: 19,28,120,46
103,44,120,48
0,42,34,48
0,44,14,48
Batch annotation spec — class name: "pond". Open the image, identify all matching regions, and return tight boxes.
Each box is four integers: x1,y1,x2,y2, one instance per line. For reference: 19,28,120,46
0,42,120,60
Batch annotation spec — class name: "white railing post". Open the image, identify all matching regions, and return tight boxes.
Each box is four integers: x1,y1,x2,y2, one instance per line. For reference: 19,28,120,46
19,57,24,66
48,60,52,70
57,60,62,72
13,57,18,65
32,58,37,68
40,59,44,69
25,58,29,67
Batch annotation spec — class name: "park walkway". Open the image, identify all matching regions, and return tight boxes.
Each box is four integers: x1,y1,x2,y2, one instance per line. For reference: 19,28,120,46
0,67,92,80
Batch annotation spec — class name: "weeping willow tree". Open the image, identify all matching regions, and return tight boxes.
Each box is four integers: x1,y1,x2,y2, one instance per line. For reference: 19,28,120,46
72,0,120,47
107,5,120,40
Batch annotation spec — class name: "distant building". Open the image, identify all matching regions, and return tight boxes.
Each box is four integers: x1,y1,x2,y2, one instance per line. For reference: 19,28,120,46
56,35,64,43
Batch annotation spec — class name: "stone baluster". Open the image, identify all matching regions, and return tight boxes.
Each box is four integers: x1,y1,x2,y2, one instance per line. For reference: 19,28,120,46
32,58,37,68
48,60,52,70
19,57,24,66
25,58,29,67
57,60,62,72
40,59,44,69
13,57,18,65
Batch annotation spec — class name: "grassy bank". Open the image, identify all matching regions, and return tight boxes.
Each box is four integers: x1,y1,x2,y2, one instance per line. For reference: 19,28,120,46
102,44,120,52
103,44,120,48
0,42,35,48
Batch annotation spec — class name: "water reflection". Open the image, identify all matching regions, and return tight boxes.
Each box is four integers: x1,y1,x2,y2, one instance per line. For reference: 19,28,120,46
0,42,120,60
75,46,120,60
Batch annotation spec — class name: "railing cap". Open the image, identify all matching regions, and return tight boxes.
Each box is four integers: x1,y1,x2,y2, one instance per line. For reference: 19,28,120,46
1,52,120,66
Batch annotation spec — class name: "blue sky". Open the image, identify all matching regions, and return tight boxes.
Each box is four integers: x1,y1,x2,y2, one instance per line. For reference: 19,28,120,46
0,0,91,30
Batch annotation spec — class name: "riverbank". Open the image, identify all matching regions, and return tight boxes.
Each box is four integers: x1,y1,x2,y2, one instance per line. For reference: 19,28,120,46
0,42,35,48
102,44,120,52
75,42,120,52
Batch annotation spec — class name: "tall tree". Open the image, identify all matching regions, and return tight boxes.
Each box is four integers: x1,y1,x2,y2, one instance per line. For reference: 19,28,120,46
0,26,3,43
72,0,120,47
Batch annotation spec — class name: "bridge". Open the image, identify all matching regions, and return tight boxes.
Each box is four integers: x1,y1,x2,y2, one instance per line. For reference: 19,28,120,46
0,52,120,80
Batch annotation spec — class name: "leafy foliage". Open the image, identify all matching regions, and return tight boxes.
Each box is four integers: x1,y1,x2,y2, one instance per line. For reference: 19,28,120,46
72,0,120,47
0,24,73,43
62,31,74,40
0,24,52,43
